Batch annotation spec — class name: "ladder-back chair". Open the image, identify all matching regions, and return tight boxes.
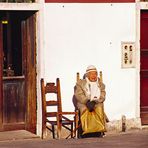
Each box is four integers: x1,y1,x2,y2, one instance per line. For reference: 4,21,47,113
41,78,78,139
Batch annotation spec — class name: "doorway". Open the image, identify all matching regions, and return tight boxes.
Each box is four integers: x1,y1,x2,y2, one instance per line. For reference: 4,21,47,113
140,10,148,125
0,11,37,133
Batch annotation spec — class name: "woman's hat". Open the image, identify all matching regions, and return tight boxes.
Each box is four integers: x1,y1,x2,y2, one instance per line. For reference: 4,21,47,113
86,65,97,73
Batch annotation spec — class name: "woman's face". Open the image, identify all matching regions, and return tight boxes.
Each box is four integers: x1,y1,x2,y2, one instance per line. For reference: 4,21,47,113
87,71,98,82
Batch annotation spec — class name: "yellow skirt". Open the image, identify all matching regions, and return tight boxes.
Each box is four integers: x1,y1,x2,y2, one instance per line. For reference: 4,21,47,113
81,106,106,135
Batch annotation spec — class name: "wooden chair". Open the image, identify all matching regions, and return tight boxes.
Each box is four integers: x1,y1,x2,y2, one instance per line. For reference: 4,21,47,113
41,78,78,139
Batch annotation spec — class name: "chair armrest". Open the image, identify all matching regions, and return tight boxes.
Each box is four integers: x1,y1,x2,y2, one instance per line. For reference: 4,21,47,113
57,111,78,121
58,111,78,115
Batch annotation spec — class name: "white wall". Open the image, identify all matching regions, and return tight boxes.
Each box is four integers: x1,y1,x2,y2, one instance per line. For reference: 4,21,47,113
43,3,137,121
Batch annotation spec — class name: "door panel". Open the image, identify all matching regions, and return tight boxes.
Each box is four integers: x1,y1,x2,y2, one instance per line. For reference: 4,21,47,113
140,52,148,69
140,12,148,49
1,12,26,131
3,78,25,123
140,10,148,125
140,74,148,106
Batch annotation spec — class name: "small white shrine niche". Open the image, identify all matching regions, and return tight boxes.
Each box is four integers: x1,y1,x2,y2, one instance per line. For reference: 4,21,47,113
121,42,136,68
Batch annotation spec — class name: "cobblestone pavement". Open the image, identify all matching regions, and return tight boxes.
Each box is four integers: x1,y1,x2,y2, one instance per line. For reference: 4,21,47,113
0,129,147,148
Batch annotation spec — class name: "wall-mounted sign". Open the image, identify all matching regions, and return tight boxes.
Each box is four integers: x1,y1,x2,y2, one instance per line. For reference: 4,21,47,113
121,42,136,68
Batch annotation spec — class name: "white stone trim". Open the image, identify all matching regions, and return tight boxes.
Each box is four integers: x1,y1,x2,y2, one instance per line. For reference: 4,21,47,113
0,3,40,11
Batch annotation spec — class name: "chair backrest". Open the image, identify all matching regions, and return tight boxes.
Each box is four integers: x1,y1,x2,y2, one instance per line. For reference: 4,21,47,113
41,78,62,121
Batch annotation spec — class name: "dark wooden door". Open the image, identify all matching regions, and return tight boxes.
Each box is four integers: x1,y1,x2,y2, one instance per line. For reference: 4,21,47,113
0,11,37,133
140,10,148,125
22,13,37,133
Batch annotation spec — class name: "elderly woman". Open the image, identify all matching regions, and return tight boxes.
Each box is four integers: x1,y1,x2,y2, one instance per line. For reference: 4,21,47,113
75,65,107,138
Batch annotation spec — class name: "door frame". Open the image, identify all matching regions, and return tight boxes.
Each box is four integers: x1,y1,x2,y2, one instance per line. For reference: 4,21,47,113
0,21,3,131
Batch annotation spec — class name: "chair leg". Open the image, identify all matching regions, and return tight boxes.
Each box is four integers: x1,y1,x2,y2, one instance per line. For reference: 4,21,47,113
71,123,73,138
52,125,55,139
75,112,79,138
77,124,83,138
57,119,62,139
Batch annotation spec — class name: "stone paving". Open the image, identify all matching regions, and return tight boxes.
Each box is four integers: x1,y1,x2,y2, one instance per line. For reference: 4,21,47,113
0,129,147,148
